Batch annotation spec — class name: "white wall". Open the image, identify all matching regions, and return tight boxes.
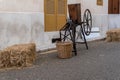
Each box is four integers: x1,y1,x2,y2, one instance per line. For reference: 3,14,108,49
0,13,45,50
68,0,81,4
0,0,120,51
0,0,45,51
108,15,120,29
0,0,83,51
81,0,109,38
80,0,120,38
0,0,43,12
68,0,109,38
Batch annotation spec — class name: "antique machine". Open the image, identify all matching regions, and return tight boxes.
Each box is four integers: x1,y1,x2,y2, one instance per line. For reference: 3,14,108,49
59,4,92,55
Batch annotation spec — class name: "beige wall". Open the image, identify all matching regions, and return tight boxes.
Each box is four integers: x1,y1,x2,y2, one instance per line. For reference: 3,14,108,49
0,0,43,12
68,0,81,4
0,0,108,14
80,0,108,14
0,0,107,51
0,0,83,51
0,0,81,12
0,0,119,51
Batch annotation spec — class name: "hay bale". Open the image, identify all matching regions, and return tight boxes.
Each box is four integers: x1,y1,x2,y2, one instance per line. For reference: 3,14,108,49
0,50,10,68
106,29,120,42
111,32,118,41
106,36,112,42
0,43,36,69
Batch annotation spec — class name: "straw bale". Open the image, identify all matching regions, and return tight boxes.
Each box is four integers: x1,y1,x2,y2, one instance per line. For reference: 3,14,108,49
0,50,10,68
106,29,120,42
106,36,112,42
0,43,36,69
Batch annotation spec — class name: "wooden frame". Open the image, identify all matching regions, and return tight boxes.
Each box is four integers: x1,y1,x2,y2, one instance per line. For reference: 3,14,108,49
97,0,103,6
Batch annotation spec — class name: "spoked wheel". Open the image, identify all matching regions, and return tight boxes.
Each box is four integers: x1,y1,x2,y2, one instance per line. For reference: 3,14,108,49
83,9,92,36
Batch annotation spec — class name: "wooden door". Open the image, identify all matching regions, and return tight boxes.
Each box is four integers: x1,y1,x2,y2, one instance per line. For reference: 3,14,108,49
108,0,120,14
68,4,81,24
113,0,119,14
108,0,113,14
44,0,67,31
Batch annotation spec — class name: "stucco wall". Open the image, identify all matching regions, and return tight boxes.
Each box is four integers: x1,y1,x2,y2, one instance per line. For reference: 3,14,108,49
108,15,120,29
0,13,44,50
0,0,43,12
80,0,109,38
0,0,45,51
0,0,120,51
0,0,83,51
80,0,120,38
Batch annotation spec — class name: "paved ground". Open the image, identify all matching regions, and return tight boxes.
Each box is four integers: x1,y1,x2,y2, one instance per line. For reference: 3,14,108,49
1,40,120,80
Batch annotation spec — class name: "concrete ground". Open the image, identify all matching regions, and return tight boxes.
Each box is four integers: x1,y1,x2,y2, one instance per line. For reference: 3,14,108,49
0,40,120,80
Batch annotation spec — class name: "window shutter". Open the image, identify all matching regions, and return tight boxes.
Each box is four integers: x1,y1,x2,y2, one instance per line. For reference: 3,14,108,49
56,0,67,30
58,0,66,14
46,0,55,14
45,0,56,31
44,0,67,31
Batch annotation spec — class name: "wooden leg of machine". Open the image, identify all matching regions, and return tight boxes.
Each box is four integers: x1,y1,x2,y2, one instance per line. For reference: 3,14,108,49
81,27,88,50
72,24,77,55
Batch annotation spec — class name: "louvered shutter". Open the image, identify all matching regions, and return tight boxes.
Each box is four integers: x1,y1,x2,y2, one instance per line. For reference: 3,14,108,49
56,0,67,30
44,0,67,31
45,0,56,31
